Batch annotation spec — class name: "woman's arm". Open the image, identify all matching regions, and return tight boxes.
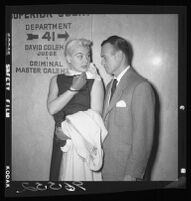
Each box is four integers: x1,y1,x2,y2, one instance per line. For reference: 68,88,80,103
47,75,78,115
90,78,104,115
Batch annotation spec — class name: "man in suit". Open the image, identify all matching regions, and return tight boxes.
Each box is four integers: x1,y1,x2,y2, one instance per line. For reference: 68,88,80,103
100,35,155,181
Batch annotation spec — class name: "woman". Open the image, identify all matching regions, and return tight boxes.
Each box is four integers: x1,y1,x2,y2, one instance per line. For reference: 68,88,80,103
47,38,105,181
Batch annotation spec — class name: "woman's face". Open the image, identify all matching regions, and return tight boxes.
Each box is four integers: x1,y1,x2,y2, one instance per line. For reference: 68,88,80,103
67,46,91,73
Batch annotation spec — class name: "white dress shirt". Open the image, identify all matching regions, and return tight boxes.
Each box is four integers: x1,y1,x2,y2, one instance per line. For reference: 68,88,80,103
114,65,130,85
108,65,130,104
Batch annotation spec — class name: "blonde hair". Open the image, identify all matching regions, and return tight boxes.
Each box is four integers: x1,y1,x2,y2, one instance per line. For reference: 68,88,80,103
64,38,92,57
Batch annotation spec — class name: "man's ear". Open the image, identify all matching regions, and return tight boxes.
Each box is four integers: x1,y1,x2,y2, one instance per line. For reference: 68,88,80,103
115,50,123,62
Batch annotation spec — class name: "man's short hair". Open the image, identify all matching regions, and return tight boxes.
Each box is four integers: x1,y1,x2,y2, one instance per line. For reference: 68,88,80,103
64,38,92,57
101,35,133,65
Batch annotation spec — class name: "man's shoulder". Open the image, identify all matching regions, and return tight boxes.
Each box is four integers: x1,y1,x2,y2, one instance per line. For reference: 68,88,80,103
130,68,146,80
130,68,151,85
130,71,154,95
123,68,145,86
121,68,153,94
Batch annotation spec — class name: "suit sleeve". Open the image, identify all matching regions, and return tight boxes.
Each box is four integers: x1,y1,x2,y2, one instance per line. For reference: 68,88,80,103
126,81,155,179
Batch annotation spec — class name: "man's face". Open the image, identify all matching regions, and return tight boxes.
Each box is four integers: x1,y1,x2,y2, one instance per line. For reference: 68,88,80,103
67,46,90,73
101,43,119,75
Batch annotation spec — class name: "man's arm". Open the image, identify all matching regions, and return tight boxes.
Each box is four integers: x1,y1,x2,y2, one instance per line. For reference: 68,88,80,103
125,81,155,180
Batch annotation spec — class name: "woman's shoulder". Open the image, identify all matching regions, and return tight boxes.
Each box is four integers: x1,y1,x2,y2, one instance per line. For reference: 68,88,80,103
56,73,74,86
57,72,73,79
50,73,67,84
50,74,58,83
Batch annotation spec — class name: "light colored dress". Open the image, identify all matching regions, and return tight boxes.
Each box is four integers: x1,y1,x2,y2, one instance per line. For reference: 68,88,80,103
59,109,107,181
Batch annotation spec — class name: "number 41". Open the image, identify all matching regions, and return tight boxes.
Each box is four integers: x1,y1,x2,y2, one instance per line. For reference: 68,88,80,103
42,32,55,41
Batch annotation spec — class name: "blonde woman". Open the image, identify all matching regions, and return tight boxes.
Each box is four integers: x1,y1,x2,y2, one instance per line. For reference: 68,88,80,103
47,38,105,181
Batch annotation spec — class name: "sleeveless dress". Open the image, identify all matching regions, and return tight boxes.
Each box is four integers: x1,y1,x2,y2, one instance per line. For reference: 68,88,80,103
49,74,94,181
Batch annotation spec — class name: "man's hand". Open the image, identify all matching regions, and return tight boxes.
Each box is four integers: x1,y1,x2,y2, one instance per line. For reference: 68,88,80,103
71,72,87,90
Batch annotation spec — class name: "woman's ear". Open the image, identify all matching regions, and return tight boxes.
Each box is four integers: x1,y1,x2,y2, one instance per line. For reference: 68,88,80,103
66,55,71,63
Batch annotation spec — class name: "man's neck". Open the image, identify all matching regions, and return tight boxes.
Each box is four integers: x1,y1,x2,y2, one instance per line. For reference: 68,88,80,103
113,63,130,76
113,65,130,84
113,62,128,76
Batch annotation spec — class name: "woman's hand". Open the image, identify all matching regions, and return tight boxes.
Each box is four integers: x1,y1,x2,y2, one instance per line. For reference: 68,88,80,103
71,72,87,90
55,127,70,141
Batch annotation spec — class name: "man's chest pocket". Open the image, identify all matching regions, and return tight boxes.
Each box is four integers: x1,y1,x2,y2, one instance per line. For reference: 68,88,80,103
114,105,130,126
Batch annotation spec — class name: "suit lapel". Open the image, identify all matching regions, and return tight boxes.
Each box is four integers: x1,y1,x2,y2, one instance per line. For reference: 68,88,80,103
107,84,123,113
103,67,134,119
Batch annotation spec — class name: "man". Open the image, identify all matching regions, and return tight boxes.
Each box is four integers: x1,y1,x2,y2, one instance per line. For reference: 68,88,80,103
101,35,155,181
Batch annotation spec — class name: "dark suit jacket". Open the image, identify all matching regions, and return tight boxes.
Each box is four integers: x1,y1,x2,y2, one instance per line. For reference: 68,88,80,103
102,67,155,181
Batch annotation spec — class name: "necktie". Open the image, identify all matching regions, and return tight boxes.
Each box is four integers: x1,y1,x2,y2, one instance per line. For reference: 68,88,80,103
110,79,117,102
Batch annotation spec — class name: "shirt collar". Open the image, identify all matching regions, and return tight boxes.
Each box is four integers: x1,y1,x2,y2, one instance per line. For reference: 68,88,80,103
114,65,130,85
